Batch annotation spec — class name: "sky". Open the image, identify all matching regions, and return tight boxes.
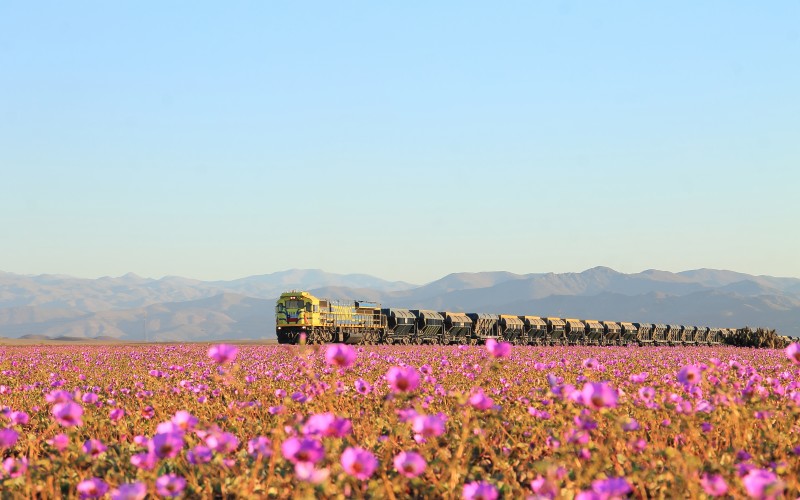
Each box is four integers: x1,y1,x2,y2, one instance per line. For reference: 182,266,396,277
1,1,798,284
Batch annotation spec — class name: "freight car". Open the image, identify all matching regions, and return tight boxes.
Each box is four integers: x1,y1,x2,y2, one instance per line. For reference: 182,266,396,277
275,291,735,347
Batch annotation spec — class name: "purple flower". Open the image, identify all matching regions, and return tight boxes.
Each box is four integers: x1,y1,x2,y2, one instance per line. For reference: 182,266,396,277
130,452,158,471
0,427,18,449
77,478,109,499
2,457,27,478
150,432,184,458
677,365,702,386
9,411,29,425
620,416,640,432
355,379,372,394
247,436,273,458
468,388,494,411
325,344,357,369
387,366,420,393
786,343,800,365
462,481,499,500
302,413,352,438
592,477,632,497
700,473,728,497
81,393,99,404
530,476,558,499
581,382,618,409
156,474,187,498
412,414,446,438
171,410,198,432
47,433,69,451
741,469,785,499
281,437,325,464
294,462,330,484
187,445,213,464
485,339,512,358
110,482,147,500
340,446,378,480
52,402,83,427
205,431,239,454
82,438,107,458
207,344,239,364
393,451,426,478
109,408,125,421
45,390,74,403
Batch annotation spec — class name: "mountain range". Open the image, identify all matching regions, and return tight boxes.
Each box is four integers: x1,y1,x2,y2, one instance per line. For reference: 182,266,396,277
1,267,798,341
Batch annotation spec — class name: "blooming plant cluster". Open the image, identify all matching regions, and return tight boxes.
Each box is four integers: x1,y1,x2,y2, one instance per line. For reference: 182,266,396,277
0,341,799,498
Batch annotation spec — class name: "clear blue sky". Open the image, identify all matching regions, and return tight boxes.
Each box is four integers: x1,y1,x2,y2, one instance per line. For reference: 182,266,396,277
1,1,798,284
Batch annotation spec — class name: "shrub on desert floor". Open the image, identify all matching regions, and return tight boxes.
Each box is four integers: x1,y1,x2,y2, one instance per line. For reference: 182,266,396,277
724,327,792,349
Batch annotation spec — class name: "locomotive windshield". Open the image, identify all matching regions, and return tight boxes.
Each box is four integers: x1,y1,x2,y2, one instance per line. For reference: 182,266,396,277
285,300,305,309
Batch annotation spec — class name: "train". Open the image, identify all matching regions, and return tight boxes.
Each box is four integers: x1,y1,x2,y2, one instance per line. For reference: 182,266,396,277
275,291,734,346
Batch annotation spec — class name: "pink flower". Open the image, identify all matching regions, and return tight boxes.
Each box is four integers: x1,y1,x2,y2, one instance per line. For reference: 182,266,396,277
110,483,147,500
786,343,800,365
462,481,499,500
187,445,213,464
47,433,69,452
355,379,372,394
52,402,83,427
325,344,357,369
741,469,785,499
581,382,618,409
591,477,632,498
294,462,330,484
700,473,728,497
2,457,27,478
530,476,558,498
82,438,107,458
677,365,703,386
150,432,184,458
0,428,18,449
130,452,158,471
77,478,109,499
393,451,426,478
45,390,73,404
171,411,198,432
485,339,511,358
468,388,494,411
412,414,446,438
156,474,186,498
387,366,421,393
281,437,325,464
109,408,125,421
340,446,378,480
9,411,29,425
207,344,238,364
247,436,272,458
205,431,239,454
302,413,352,438
81,393,99,404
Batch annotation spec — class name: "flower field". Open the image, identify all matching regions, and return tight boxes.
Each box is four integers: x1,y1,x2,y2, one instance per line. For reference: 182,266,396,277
1,341,800,499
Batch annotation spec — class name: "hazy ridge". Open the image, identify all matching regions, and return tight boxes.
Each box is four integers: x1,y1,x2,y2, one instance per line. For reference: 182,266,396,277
1,267,798,341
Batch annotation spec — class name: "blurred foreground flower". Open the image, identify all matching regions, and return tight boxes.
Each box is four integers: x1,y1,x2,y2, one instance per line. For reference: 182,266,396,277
462,480,499,500
393,451,426,478
156,474,187,498
387,366,420,393
208,344,238,364
340,446,378,480
110,482,147,500
741,469,784,500
325,344,356,369
786,343,800,365
485,338,511,358
77,478,109,499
